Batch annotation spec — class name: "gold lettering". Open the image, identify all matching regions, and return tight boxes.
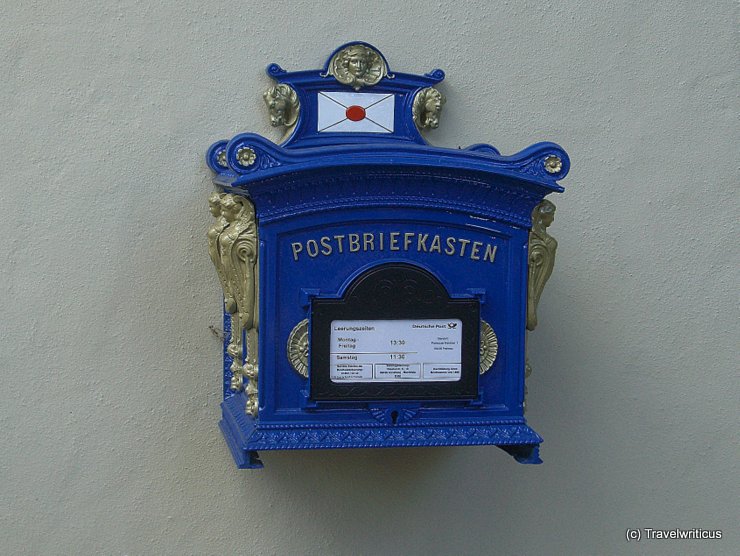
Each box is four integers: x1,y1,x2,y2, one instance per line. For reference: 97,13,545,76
291,231,497,264
458,238,470,257
363,232,374,251
306,239,319,257
348,233,361,252
417,233,429,252
484,244,498,263
429,234,441,253
404,232,414,251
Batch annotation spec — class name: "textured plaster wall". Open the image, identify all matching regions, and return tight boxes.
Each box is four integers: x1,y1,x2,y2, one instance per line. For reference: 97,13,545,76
1,1,737,554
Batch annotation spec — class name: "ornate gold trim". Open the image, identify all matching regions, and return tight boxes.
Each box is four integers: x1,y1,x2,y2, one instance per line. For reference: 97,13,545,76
479,319,499,374
263,84,300,128
527,200,557,331
287,319,309,378
412,87,445,130
207,193,260,416
327,44,387,90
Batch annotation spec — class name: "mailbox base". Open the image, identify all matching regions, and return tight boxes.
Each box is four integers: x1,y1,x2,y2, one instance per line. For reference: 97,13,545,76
220,392,543,469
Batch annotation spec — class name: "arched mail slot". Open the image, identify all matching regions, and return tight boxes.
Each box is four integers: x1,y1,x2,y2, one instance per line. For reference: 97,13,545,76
205,43,569,468
310,262,480,402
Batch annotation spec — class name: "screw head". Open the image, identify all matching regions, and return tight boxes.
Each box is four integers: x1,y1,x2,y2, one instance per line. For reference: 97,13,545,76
544,155,562,174
236,147,256,167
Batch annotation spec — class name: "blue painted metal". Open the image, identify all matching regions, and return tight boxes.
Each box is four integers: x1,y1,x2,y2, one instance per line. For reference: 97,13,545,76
206,42,569,468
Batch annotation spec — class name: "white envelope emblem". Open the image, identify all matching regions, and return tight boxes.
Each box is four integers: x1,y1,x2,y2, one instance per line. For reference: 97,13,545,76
317,92,395,133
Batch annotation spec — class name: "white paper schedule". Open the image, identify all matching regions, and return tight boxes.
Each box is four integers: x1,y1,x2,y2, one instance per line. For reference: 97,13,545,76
330,319,462,383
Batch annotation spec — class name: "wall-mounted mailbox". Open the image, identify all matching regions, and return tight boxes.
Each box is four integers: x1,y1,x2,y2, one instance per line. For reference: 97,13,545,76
205,42,569,468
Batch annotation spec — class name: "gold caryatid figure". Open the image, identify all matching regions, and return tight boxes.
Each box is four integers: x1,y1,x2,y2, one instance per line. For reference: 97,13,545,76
208,193,260,415
526,200,557,331
207,193,232,309
328,44,387,90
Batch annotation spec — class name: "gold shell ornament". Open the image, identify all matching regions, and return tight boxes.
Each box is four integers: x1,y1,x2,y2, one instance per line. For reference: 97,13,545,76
263,84,300,128
479,320,499,374
287,319,309,378
327,44,387,90
412,87,446,130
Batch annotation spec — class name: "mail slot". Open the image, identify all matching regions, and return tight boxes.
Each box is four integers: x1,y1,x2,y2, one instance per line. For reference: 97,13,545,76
205,42,569,468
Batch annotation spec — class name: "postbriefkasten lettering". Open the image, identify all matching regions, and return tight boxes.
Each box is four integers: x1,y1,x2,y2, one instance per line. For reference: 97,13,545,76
290,231,498,263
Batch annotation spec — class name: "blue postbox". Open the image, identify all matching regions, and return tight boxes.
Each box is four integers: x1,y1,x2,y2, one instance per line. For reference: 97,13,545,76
205,43,569,468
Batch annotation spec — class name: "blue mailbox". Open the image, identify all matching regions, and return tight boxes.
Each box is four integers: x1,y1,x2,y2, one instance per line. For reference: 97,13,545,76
205,43,569,468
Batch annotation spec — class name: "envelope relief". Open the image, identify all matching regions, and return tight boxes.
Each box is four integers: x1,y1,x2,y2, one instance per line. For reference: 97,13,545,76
317,91,395,133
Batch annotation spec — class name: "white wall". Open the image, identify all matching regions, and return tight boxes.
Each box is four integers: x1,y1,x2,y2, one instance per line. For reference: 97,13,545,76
1,1,737,554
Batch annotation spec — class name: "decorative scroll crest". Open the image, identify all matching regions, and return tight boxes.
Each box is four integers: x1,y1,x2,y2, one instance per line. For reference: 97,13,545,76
287,319,309,378
263,84,300,128
479,320,499,374
527,200,557,331
413,87,446,130
207,193,260,416
327,44,387,90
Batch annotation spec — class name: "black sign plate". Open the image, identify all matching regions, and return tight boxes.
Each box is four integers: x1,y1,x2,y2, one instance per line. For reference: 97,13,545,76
310,263,480,401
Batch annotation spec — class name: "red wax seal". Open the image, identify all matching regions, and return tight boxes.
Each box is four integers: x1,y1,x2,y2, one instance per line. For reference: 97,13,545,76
346,105,366,121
